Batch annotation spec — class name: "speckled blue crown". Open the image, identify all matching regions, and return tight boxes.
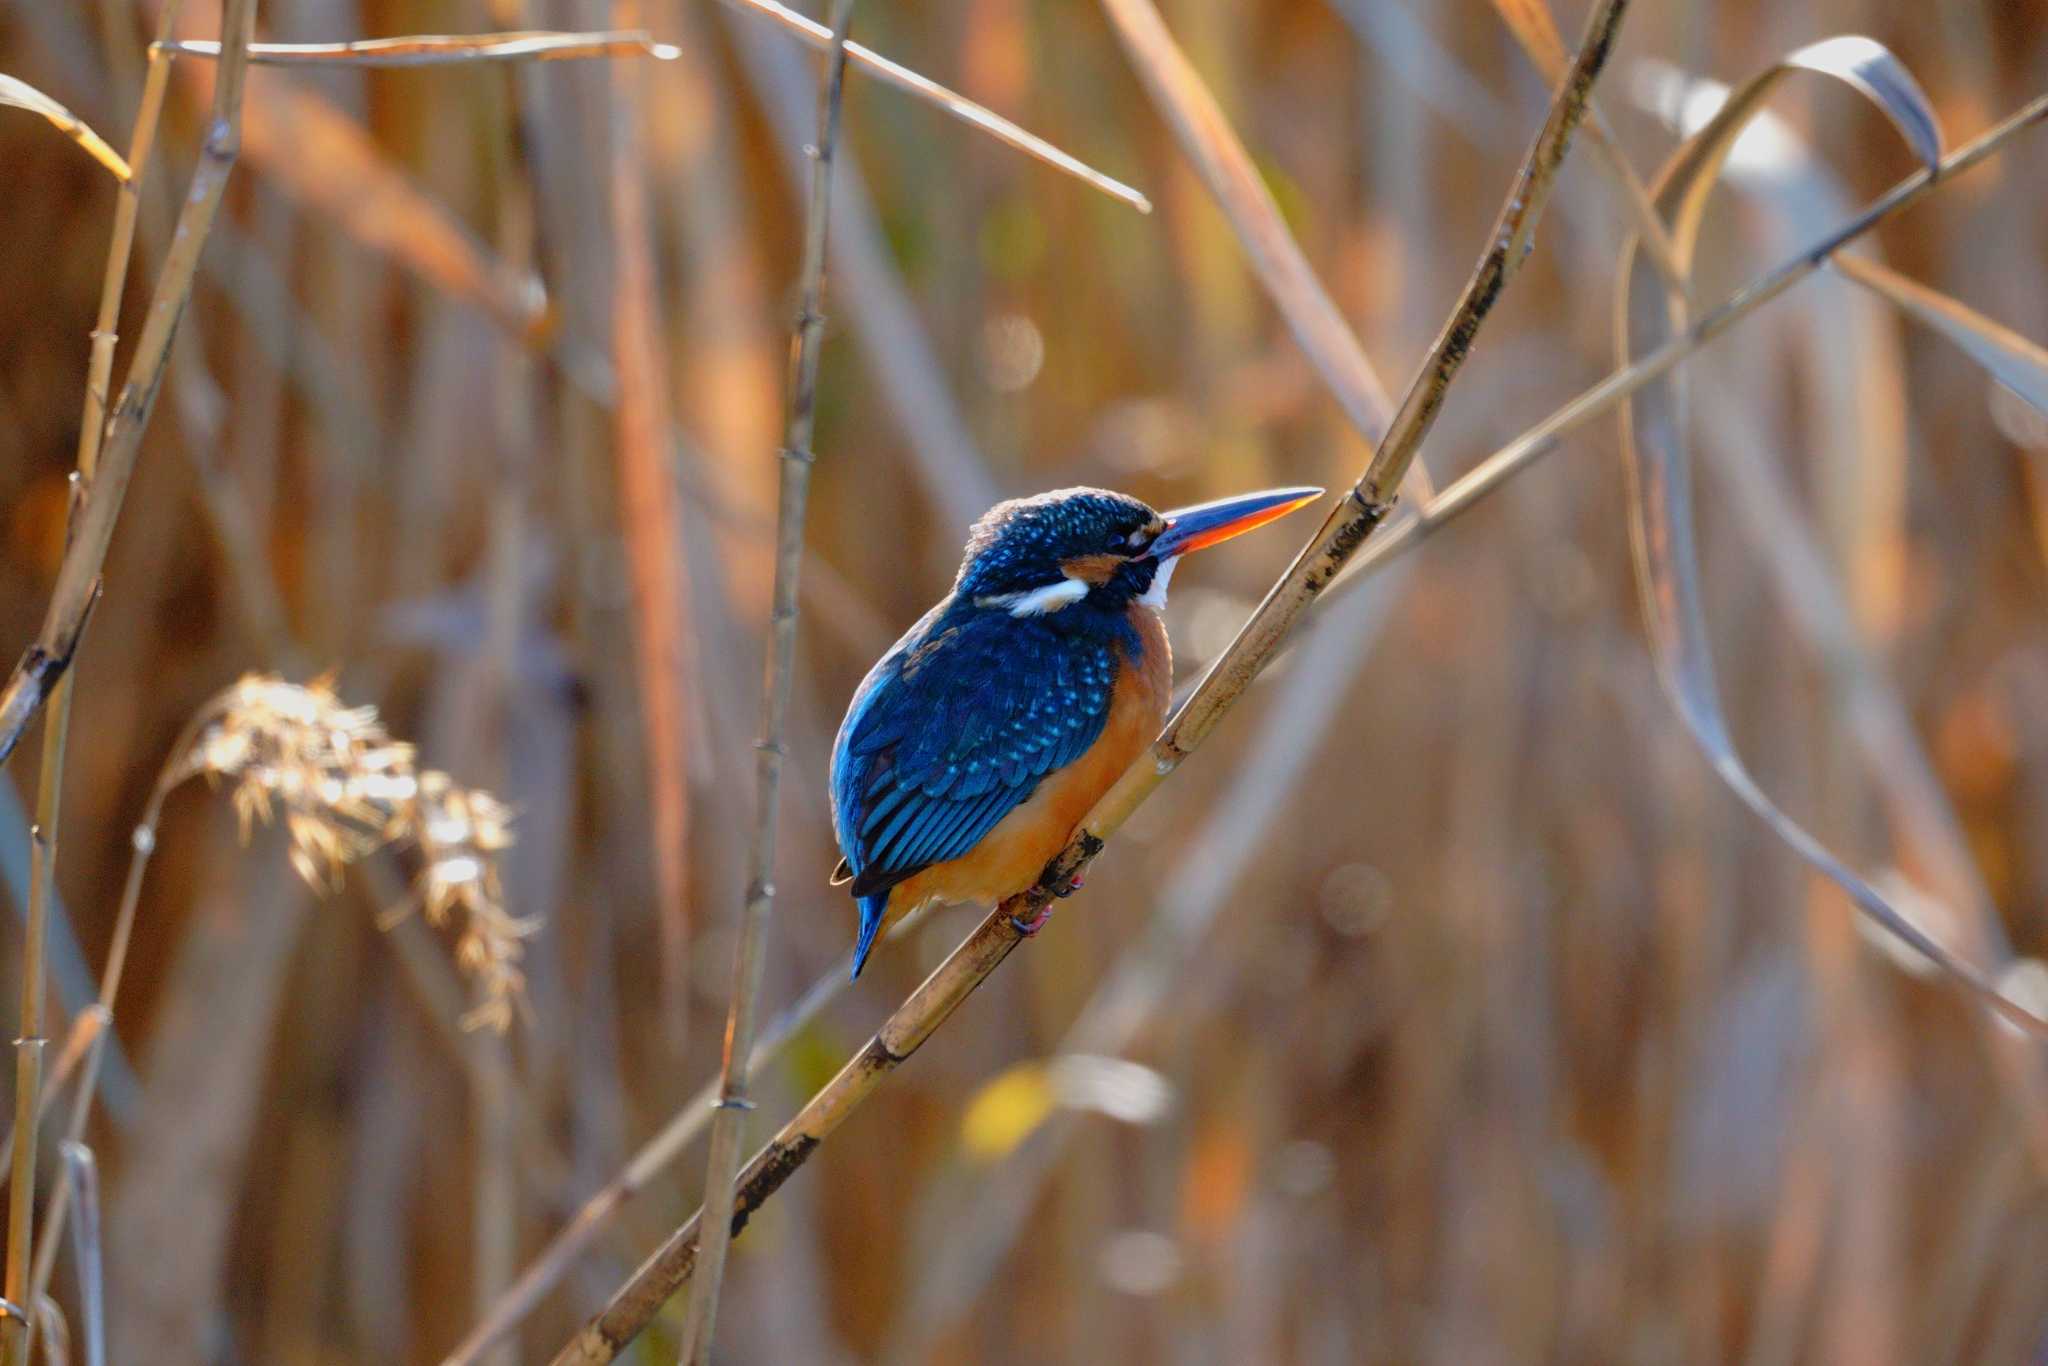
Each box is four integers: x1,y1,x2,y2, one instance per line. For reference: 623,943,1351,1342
955,487,1157,597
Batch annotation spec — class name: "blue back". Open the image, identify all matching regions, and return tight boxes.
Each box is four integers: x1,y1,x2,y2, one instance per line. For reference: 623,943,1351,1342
831,597,1124,975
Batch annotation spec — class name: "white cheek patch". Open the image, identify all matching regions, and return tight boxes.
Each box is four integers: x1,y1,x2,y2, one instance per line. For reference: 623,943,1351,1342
1137,555,1178,610
977,575,1090,617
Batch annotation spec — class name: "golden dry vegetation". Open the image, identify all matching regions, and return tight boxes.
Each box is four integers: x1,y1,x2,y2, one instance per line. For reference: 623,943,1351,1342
1,0,2046,1363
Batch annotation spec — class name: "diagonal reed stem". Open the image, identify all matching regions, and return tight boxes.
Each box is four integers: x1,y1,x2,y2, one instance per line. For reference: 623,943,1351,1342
715,0,1148,213
546,3,1630,1361
0,0,258,773
438,961,848,1364
1097,0,1395,451
675,3,856,1361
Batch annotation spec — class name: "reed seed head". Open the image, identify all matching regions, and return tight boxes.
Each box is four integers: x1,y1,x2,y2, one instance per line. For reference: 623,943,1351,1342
180,673,530,1030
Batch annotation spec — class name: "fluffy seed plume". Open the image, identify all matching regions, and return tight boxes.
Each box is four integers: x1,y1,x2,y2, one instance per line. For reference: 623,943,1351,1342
180,673,533,1030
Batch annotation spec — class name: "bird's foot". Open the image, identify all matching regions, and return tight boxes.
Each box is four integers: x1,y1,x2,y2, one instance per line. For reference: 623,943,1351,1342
1054,873,1085,898
1009,901,1056,937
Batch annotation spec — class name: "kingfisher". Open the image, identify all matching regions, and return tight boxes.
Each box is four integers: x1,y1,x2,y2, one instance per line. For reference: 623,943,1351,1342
829,484,1321,978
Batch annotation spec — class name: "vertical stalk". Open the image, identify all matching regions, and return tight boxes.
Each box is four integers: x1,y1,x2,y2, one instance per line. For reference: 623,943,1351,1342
675,3,856,1361
1,2,191,1359
474,32,540,1366
0,816,50,1363
56,1145,101,1366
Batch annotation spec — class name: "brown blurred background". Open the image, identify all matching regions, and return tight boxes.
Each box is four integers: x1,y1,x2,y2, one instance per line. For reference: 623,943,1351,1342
3,0,2047,1362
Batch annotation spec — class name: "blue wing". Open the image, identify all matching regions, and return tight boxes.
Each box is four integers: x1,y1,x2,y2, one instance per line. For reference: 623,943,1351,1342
830,600,1117,950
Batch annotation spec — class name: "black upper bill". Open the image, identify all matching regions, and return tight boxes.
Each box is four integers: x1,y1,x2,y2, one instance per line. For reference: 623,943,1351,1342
1149,486,1323,559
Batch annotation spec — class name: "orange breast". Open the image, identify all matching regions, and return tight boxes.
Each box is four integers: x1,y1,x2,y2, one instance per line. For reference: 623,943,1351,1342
884,607,1171,924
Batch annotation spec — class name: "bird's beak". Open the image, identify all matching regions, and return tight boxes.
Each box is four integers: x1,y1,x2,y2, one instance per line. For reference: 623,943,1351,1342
1148,486,1323,559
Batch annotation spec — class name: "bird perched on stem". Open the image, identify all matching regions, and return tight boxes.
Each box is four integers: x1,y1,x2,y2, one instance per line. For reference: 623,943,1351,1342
830,484,1321,977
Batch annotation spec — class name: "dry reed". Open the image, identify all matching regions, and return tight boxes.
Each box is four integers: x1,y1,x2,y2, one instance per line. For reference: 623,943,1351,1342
3,0,2046,1359
173,674,530,1031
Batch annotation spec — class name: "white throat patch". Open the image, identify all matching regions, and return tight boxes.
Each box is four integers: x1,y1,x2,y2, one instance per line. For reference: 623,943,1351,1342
976,575,1089,617
1137,555,1178,610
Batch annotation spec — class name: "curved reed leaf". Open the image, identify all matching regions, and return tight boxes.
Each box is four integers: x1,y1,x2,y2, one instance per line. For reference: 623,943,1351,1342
1831,253,2048,418
0,74,130,180
1618,37,2045,1035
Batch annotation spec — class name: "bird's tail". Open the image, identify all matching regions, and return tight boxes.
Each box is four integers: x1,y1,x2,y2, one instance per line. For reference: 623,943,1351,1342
852,893,889,980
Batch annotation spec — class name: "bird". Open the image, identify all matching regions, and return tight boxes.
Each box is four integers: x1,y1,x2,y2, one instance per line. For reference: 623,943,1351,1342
829,483,1321,978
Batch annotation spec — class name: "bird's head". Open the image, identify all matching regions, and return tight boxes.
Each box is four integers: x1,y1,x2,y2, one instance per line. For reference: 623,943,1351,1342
955,484,1323,620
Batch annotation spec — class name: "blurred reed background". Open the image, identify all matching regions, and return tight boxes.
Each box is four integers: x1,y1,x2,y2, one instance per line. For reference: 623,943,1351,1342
1,0,2046,1362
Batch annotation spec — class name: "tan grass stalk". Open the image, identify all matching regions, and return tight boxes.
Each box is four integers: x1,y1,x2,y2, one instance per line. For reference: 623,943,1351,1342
1319,91,2048,610
1829,252,2048,409
1096,0,1398,454
224,71,551,345
2,2,239,1360
439,963,847,1365
677,3,856,1360
25,1305,60,1366
471,19,542,1360
716,0,1148,213
0,0,257,771
0,76,131,181
547,4,1630,1360
53,1146,100,1366
1315,90,2048,1040
19,0,192,1108
608,0,698,1049
0,1009,107,1192
160,30,682,66
1612,47,2045,1044
1479,0,1685,290
1047,0,1631,851
730,17,1003,528
26,676,531,1328
159,12,1151,214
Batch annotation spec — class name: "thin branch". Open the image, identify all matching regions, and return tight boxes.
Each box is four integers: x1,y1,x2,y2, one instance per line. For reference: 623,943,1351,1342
1477,0,1686,290
160,11,1152,214
547,3,1631,1360
678,2,855,1360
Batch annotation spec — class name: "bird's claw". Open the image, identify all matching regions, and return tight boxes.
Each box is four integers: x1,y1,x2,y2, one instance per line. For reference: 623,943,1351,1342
1054,873,1085,898
1009,902,1055,937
